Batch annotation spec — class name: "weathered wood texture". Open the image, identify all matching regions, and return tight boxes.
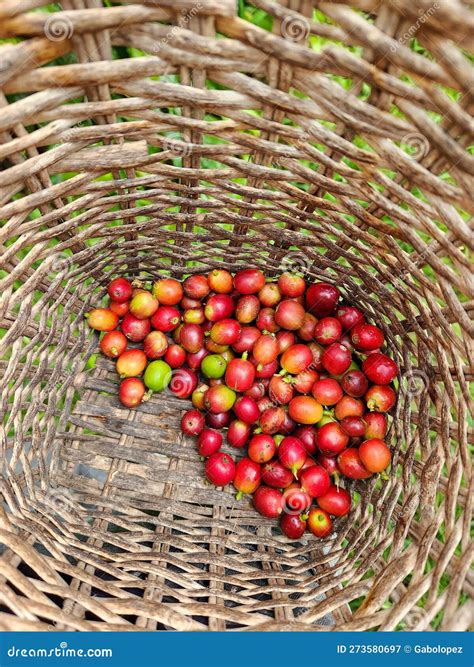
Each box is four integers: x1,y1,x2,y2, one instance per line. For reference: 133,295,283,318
0,0,472,632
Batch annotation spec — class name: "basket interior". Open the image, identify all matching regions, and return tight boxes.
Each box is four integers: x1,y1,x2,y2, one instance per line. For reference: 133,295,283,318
0,0,472,632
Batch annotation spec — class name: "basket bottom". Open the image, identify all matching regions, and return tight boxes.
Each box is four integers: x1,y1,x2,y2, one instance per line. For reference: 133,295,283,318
11,356,339,630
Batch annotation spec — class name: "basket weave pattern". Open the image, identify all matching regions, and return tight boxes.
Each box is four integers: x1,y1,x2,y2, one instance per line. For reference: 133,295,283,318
0,0,472,631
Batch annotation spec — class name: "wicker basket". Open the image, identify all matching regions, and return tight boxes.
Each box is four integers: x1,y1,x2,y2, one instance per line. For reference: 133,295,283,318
0,0,472,632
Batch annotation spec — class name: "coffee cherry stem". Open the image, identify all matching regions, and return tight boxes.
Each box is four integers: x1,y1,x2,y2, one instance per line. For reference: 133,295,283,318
236,491,244,501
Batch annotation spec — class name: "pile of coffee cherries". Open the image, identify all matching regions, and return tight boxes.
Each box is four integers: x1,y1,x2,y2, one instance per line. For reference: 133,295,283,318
86,268,399,540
